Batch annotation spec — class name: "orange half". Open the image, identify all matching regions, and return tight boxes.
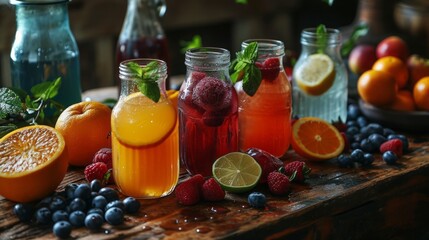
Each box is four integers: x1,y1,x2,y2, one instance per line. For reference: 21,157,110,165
0,125,68,202
291,117,344,161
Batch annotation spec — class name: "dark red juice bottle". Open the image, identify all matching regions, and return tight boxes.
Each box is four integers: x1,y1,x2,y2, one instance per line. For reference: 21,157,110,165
179,47,239,177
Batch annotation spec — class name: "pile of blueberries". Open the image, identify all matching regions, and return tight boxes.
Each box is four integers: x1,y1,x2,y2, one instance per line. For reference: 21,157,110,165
13,180,141,239
337,103,409,167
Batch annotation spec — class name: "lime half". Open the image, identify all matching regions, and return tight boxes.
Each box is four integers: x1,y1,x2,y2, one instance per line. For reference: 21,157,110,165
295,53,336,96
212,152,262,193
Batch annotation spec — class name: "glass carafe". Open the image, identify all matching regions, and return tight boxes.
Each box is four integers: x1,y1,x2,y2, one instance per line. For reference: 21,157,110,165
9,0,82,108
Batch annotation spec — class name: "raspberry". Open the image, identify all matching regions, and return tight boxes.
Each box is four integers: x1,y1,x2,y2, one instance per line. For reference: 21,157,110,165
282,161,311,183
191,71,206,82
267,172,291,195
84,162,108,183
192,77,231,111
202,178,225,201
92,148,112,169
256,57,280,81
175,174,204,206
245,148,283,184
380,139,403,157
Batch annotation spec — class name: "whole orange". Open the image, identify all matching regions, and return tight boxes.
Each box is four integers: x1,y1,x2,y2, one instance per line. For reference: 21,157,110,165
55,101,112,166
413,76,429,111
388,90,416,111
357,69,397,107
372,56,409,89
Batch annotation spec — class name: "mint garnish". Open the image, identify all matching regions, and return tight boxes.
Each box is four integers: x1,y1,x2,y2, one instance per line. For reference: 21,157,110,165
341,23,369,57
316,24,328,54
125,61,162,103
230,42,262,96
180,35,202,54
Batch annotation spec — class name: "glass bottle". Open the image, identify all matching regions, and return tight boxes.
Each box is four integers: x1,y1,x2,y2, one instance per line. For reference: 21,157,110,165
235,39,292,158
179,48,238,177
111,58,178,199
292,28,348,123
116,0,169,88
9,0,81,108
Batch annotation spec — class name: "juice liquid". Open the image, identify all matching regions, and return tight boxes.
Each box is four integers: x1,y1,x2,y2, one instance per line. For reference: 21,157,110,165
111,93,179,199
237,71,292,157
178,79,239,177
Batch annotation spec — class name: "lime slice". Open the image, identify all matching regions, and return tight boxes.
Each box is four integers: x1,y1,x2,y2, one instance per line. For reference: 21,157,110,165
294,53,336,96
212,152,262,193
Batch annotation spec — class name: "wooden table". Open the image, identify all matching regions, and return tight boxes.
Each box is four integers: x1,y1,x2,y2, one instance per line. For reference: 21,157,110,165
1,134,429,239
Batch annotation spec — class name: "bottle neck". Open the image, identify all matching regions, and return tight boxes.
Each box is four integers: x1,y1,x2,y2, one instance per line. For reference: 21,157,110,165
14,2,70,30
300,28,342,57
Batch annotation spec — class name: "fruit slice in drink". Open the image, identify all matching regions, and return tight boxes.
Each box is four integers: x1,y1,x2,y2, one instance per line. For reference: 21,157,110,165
294,53,336,96
212,152,261,193
0,125,68,203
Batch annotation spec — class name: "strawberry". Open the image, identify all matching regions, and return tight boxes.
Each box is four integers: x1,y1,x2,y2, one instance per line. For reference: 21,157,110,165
175,174,204,206
267,172,291,195
84,162,108,183
246,148,283,184
255,57,280,81
282,161,311,183
93,148,112,169
202,178,225,201
380,139,403,157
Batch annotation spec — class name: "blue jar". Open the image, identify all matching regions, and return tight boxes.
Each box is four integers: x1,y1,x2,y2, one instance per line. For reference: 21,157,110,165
9,0,81,108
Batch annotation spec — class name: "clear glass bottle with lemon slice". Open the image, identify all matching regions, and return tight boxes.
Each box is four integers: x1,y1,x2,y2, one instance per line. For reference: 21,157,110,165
111,59,179,199
292,27,348,123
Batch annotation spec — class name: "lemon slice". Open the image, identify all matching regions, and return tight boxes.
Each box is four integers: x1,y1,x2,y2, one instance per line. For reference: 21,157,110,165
212,152,262,193
295,53,336,96
112,92,177,147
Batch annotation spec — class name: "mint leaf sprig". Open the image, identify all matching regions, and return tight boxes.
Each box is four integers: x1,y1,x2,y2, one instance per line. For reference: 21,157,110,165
230,42,262,96
0,77,63,138
341,23,369,57
126,61,163,103
316,24,328,54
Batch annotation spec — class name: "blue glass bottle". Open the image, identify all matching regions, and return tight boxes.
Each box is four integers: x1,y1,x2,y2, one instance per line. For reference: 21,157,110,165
9,0,81,108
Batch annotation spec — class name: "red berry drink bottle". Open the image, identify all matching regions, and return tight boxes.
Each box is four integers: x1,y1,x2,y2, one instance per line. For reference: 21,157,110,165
235,39,292,158
179,48,239,176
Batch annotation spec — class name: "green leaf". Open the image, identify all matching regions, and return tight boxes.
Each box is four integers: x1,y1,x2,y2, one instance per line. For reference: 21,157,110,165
242,42,258,61
242,65,262,96
341,24,369,57
30,77,61,100
137,81,161,103
180,35,202,53
126,61,162,103
235,0,248,4
316,24,328,53
0,88,24,119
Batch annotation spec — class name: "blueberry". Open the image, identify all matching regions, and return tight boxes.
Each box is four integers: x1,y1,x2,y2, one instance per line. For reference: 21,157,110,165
90,179,102,192
53,221,72,239
13,203,33,222
69,210,86,227
123,197,141,214
346,120,359,129
92,195,108,210
49,196,67,212
85,213,104,230
35,196,52,209
65,183,78,200
383,128,395,137
362,123,384,136
368,133,387,149
383,151,398,165
87,208,104,216
105,207,124,225
351,142,362,150
352,133,365,144
105,200,125,212
360,138,377,153
356,116,368,128
347,104,361,120
248,192,266,208
387,134,409,152
346,126,360,136
350,149,365,163
35,207,52,225
336,154,353,168
74,183,92,200
98,187,119,202
68,198,87,212
362,153,375,167
52,210,69,223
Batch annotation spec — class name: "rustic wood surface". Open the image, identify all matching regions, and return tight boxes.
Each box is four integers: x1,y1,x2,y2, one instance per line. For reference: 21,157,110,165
0,134,429,240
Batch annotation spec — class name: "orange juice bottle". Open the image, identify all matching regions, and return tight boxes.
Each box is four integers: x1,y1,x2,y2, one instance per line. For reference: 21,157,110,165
111,59,179,199
235,39,292,158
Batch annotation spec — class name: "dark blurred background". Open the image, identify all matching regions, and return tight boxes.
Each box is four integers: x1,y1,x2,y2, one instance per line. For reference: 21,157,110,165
1,0,428,90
